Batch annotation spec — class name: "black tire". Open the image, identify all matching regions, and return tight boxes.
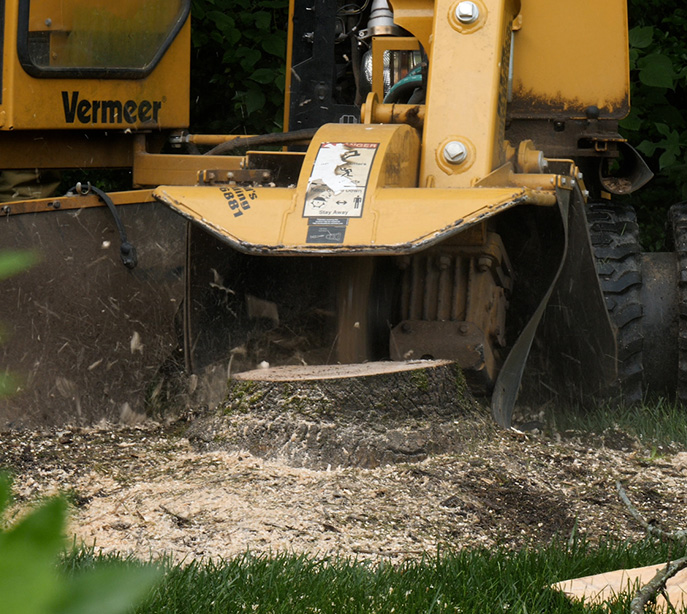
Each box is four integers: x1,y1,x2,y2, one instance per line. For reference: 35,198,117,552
587,202,644,403
670,203,687,402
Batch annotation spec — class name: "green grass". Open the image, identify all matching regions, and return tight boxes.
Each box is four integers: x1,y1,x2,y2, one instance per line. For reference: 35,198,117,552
61,538,683,613
547,397,687,450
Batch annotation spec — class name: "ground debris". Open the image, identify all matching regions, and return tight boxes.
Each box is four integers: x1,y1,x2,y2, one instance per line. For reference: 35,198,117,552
1,413,686,564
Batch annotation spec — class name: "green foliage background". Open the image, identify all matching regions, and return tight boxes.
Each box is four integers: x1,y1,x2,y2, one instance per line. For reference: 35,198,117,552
623,0,687,248
190,0,288,135
188,0,687,245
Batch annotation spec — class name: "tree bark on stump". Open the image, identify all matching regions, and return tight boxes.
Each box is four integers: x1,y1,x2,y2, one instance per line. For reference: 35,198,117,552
185,360,487,469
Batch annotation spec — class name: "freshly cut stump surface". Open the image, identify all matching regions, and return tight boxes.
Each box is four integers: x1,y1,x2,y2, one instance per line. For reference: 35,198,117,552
186,360,482,469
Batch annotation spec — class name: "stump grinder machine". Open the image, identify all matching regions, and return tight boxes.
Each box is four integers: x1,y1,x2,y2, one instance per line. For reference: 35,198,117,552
0,0,676,427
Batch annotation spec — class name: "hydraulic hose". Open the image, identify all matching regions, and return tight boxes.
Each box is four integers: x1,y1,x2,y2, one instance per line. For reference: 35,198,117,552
384,66,424,104
203,128,318,156
69,182,138,269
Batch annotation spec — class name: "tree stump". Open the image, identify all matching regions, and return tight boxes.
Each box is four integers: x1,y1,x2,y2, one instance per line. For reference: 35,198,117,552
185,360,489,469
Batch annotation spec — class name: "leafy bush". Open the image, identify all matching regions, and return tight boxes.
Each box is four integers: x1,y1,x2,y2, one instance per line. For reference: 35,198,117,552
0,475,160,614
623,2,687,247
189,0,288,135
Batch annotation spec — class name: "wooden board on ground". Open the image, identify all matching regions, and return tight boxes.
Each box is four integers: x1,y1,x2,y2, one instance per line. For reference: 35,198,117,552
552,563,687,611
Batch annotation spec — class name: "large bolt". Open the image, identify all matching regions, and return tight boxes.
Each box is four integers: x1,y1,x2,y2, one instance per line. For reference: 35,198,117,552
477,255,492,272
456,1,479,24
437,255,452,270
443,140,468,164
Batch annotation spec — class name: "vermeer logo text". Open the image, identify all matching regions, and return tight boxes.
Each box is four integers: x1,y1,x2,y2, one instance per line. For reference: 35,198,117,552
61,91,162,124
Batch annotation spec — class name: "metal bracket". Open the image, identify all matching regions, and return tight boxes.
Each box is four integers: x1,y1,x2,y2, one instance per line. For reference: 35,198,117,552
197,169,272,185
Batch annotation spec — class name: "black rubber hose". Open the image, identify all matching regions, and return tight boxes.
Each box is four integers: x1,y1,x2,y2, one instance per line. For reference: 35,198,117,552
203,128,318,156
70,182,137,269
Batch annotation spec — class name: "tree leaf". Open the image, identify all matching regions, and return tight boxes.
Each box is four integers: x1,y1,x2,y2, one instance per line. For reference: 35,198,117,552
55,564,161,614
244,87,266,115
0,373,20,397
0,497,67,614
206,10,235,32
0,474,11,517
253,11,272,30
659,149,677,170
636,140,658,157
619,108,642,132
261,33,286,58
237,47,262,71
629,25,654,49
0,251,38,281
655,123,672,138
638,53,675,89
250,68,277,84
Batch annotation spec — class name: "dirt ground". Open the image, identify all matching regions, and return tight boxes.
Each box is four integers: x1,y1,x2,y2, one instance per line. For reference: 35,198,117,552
2,404,687,564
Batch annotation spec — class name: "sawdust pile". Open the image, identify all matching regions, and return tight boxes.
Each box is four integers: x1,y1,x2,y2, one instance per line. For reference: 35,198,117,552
2,413,687,563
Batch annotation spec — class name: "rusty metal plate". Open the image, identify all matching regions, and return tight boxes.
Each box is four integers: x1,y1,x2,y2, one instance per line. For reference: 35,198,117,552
390,320,490,368
0,202,185,427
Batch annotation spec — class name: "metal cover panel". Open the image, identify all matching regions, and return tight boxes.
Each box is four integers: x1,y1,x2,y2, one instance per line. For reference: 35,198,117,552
0,202,185,427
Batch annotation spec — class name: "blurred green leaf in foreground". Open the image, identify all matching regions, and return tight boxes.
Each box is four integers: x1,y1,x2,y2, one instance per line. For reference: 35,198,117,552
0,250,38,396
0,474,161,614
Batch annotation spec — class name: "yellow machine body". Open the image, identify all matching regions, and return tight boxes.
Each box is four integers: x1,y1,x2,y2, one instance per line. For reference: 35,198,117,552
391,0,629,119
155,123,556,254
162,0,629,253
0,0,640,427
0,0,190,131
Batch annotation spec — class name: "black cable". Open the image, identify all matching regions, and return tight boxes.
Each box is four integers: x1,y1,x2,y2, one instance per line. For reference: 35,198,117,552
70,182,137,269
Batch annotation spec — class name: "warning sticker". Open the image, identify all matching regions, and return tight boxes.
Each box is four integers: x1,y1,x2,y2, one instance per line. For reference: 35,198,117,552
306,225,347,244
308,217,348,226
304,142,378,218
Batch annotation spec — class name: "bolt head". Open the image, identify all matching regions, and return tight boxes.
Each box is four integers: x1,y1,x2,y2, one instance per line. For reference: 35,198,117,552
443,140,468,164
456,1,479,24
437,255,452,270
